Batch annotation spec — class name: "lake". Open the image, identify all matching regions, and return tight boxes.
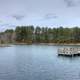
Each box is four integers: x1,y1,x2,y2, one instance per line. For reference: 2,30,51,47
0,45,80,80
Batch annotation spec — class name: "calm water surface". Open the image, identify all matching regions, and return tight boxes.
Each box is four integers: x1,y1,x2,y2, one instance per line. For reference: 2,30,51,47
0,45,80,80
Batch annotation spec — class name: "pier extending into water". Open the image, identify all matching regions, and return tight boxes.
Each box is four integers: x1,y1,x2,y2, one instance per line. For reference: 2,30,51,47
58,47,80,57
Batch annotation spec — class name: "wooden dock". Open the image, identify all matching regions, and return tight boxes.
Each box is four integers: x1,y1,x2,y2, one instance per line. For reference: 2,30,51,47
58,47,80,57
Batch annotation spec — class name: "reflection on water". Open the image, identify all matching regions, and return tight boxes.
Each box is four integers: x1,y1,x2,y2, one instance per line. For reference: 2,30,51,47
0,45,80,80
58,55,80,61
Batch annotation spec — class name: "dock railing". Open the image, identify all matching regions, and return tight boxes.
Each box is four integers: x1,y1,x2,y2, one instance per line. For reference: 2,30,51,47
58,47,80,56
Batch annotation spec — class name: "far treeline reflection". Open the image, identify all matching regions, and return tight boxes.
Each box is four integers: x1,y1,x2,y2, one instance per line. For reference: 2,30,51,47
0,26,80,44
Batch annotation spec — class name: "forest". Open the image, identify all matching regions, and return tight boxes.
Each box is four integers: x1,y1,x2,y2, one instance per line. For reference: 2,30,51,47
0,26,80,44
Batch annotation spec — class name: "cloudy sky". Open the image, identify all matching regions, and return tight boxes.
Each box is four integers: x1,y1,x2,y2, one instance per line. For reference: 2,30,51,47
0,0,80,31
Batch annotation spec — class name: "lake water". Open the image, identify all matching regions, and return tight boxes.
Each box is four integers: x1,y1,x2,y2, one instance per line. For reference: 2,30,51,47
0,45,80,80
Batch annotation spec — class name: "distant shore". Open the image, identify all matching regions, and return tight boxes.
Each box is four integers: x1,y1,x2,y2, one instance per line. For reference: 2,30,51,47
0,44,11,47
1,43,80,47
13,43,80,46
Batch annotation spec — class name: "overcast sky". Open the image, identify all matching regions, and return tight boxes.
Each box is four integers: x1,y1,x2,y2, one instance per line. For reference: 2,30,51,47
0,0,80,31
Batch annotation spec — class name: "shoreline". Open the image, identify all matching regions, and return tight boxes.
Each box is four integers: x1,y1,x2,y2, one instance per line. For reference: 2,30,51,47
13,43,80,46
1,43,80,47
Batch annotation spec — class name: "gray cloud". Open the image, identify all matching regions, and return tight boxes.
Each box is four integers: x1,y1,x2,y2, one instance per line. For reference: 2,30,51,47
64,0,80,7
64,0,74,7
11,15,25,21
43,13,58,20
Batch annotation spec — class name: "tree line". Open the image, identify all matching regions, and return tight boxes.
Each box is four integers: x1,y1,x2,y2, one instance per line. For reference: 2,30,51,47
0,26,80,44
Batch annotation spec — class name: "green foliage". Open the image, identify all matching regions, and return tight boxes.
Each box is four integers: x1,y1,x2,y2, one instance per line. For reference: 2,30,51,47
5,29,14,33
1,26,80,44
